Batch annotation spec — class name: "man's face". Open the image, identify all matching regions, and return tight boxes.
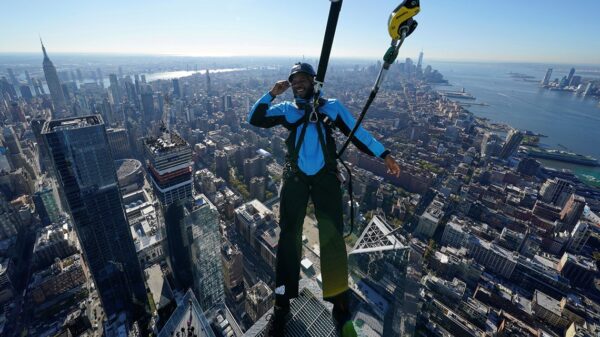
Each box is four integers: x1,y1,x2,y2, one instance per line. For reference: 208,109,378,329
290,73,313,99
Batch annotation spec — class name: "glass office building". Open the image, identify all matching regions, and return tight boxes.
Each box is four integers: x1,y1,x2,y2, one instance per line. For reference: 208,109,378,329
42,115,148,321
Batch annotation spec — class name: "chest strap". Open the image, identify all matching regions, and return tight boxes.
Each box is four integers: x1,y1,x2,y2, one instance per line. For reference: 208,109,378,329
285,99,337,171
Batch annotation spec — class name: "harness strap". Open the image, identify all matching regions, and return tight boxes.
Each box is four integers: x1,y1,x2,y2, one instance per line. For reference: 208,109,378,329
315,118,337,171
290,114,310,164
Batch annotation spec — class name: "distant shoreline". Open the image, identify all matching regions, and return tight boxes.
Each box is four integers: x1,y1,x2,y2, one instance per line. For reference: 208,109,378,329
1,53,600,68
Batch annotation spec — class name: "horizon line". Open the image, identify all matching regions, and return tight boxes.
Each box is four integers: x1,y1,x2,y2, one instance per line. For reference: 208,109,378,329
0,51,599,67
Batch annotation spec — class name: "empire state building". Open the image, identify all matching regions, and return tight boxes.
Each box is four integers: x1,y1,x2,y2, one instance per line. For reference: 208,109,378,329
41,40,68,117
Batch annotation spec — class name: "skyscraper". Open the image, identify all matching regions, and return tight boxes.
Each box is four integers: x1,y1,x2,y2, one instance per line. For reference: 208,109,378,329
36,78,46,95
540,178,574,207
560,194,586,230
144,127,193,206
0,77,17,100
206,69,211,96
76,68,84,83
0,194,20,241
30,117,51,173
567,221,591,254
541,68,553,86
145,127,195,292
569,75,582,87
41,40,68,116
583,82,593,97
109,73,121,105
106,128,132,160
172,78,181,98
185,194,224,310
24,70,33,87
566,67,576,85
96,68,104,88
42,115,148,322
243,280,347,337
221,94,233,112
405,57,414,76
32,80,41,96
214,150,229,180
417,50,424,69
19,85,33,103
141,92,155,125
480,132,502,157
6,68,19,87
157,289,216,337
349,215,412,336
33,184,61,226
499,129,524,159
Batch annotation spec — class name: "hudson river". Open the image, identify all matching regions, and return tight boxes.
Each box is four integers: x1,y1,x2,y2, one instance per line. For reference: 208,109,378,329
429,61,600,186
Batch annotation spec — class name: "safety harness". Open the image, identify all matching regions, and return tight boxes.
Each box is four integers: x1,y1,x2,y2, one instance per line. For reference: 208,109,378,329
284,98,337,177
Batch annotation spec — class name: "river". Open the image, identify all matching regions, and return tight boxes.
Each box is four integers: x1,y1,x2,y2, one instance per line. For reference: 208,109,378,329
428,61,600,186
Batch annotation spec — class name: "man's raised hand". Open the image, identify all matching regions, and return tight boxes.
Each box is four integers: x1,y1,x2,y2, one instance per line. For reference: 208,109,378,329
269,80,291,97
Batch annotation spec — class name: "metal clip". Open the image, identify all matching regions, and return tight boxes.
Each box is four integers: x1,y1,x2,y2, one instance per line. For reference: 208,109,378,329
309,110,318,123
309,94,321,123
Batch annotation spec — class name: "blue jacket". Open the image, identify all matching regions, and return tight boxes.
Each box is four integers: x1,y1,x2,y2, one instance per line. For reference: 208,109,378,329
248,92,389,175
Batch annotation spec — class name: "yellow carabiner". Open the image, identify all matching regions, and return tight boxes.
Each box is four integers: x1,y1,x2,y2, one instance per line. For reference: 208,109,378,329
388,0,420,40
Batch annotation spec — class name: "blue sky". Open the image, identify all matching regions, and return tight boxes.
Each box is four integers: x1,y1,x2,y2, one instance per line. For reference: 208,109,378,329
2,0,599,64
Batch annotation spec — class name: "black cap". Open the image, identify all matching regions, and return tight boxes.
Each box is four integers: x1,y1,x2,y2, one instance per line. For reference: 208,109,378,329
288,62,316,82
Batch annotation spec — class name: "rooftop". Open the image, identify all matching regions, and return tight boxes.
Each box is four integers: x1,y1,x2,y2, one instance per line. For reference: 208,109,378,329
470,236,517,263
188,194,216,213
222,242,241,262
42,115,103,133
424,199,445,219
33,222,70,251
242,282,338,337
29,254,84,288
235,199,274,226
206,303,245,337
115,159,142,179
534,290,563,316
144,128,189,155
247,280,273,304
561,252,598,271
158,289,215,337
259,226,280,250
351,215,408,255
106,127,126,133
145,264,174,311
352,278,389,317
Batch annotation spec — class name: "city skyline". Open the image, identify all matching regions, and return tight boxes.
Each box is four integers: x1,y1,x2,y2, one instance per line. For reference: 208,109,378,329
1,6,600,335
2,0,600,64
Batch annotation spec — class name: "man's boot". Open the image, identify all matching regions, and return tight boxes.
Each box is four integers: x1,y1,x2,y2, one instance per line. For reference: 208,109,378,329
265,304,290,337
331,291,357,337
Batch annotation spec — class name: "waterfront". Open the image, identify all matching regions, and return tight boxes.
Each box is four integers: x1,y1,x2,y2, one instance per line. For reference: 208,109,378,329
429,61,600,184
95,67,248,87
429,61,600,158
144,67,247,81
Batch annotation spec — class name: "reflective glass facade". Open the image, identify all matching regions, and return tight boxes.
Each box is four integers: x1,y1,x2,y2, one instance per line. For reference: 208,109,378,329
42,115,148,320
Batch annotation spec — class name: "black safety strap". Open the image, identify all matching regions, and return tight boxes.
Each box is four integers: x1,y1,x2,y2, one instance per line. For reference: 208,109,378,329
315,0,343,89
290,119,310,165
314,119,336,171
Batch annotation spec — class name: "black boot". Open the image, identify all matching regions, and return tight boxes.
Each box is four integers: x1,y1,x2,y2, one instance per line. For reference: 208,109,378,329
331,292,357,337
265,305,290,337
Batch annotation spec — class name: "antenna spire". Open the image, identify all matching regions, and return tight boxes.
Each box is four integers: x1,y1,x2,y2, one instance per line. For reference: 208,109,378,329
40,36,49,60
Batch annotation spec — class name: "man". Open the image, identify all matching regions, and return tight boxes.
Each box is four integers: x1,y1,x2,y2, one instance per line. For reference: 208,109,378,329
248,63,400,336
